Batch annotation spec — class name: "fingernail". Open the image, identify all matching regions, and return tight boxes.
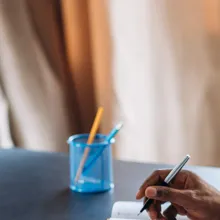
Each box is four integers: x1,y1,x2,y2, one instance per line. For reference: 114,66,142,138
146,187,157,198
136,190,141,199
150,211,157,218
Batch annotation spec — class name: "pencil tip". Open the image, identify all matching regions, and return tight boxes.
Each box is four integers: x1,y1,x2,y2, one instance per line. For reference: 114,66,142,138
137,212,141,216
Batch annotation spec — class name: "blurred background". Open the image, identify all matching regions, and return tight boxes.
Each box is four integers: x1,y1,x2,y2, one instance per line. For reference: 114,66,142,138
0,0,220,166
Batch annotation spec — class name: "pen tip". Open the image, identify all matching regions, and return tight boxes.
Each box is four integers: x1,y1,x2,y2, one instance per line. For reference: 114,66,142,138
116,122,123,129
137,212,141,216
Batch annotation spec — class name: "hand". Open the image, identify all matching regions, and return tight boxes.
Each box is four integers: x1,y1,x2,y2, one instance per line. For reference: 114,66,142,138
136,170,220,220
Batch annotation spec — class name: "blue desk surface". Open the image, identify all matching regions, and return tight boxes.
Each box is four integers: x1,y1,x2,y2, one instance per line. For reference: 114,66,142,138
0,149,219,220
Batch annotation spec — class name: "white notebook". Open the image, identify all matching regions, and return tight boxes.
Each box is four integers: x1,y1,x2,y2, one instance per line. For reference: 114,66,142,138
109,201,188,220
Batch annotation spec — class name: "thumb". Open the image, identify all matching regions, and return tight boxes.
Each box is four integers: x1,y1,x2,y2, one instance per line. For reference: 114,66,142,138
145,186,195,208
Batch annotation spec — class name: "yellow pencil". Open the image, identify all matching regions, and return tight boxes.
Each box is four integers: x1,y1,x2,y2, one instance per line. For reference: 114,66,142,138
74,107,104,183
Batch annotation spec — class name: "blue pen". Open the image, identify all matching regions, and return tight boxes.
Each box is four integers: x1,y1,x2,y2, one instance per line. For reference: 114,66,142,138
106,122,123,142
83,122,123,173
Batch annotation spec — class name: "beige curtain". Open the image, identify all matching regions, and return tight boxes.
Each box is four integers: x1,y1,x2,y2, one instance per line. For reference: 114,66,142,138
0,0,112,150
61,0,113,134
107,0,220,166
0,0,90,151
1,0,220,167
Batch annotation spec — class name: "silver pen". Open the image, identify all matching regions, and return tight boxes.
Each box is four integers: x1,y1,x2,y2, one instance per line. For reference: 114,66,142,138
138,154,191,215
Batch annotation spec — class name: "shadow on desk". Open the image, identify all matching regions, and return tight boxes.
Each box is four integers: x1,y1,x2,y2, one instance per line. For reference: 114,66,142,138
42,189,114,220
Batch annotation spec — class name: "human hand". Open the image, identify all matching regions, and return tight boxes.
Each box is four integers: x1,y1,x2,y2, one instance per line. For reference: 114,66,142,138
136,170,220,220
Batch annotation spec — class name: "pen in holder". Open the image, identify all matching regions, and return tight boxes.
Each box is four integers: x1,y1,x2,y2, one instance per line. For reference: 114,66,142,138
67,134,114,193
83,123,123,173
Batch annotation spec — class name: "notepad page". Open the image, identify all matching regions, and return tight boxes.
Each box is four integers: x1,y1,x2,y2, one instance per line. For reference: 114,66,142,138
109,218,140,220
110,201,188,219
111,202,150,219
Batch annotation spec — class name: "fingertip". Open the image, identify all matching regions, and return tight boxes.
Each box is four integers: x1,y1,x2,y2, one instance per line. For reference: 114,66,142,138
148,210,157,219
147,202,164,220
145,187,157,198
147,207,157,219
136,190,143,199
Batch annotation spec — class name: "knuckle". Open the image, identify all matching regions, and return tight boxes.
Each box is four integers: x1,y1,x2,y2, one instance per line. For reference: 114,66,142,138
188,190,199,201
181,170,191,175
181,170,193,178
153,170,160,176
182,170,196,177
180,190,198,205
177,190,198,208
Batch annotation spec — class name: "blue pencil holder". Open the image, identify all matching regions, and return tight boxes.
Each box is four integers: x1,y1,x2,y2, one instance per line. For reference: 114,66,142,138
67,134,114,193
